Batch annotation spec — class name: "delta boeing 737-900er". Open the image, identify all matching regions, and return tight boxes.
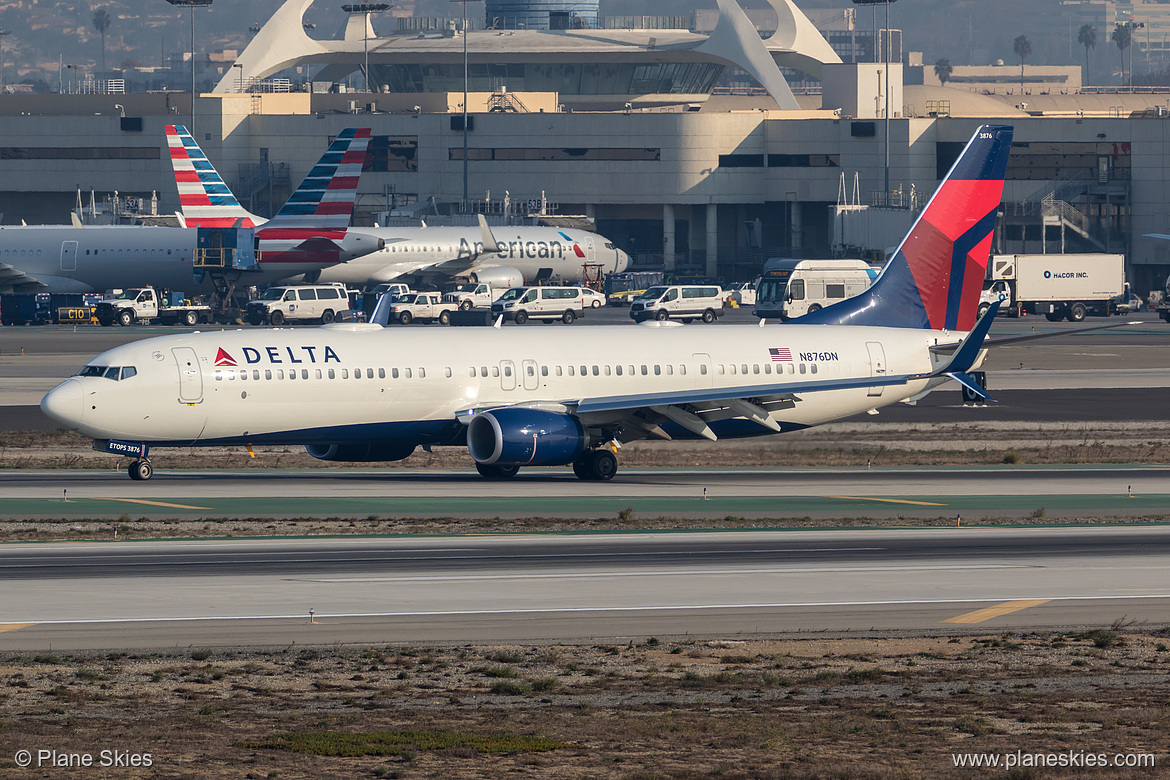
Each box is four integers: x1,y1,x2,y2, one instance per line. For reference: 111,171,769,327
164,125,628,288
0,128,382,294
43,124,1115,482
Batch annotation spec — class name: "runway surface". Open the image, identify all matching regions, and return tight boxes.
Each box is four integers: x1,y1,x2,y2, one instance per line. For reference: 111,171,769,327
3,465,1169,518
0,526,1167,650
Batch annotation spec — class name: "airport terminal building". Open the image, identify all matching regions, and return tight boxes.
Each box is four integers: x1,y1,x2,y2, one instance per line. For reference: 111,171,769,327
0,0,1167,293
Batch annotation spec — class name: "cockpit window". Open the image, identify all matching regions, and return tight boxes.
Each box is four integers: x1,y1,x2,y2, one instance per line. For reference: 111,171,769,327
77,365,136,380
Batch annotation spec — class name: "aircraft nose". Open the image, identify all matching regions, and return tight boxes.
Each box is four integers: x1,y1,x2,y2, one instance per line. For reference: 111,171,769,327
41,378,84,429
617,250,630,272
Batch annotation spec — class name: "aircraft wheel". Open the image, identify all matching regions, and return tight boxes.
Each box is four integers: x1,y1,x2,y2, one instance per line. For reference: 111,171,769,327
701,309,716,324
459,300,473,311
321,309,335,324
184,310,199,326
562,309,575,324
475,462,519,479
269,310,285,326
117,310,135,327
514,310,529,325
587,449,617,481
439,311,451,326
572,458,589,479
128,460,153,481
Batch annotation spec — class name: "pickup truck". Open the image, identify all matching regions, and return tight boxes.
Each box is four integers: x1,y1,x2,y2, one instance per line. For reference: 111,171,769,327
389,291,457,325
442,283,497,310
95,287,212,326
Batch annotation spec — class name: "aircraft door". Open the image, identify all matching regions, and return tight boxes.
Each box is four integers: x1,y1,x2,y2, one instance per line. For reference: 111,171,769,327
172,347,203,403
691,353,713,388
865,342,886,397
521,359,539,391
499,360,516,391
60,241,78,271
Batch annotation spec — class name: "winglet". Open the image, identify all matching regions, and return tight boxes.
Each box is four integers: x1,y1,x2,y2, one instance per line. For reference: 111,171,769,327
478,214,501,254
369,288,395,326
909,299,1000,385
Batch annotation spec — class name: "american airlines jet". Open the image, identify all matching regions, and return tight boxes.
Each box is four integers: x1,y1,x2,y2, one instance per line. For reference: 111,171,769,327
0,129,380,294
166,127,628,288
46,125,1033,482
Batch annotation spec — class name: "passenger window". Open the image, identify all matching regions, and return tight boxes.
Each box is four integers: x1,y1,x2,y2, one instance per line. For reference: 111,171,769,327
469,367,476,377
741,364,748,374
377,368,384,379
492,366,499,377
730,365,737,375
604,365,611,376
700,365,707,375
666,365,673,375
811,364,818,374
799,364,806,374
289,370,296,380
541,366,548,376
419,368,425,378
568,366,575,376
592,365,599,376
481,366,488,376
366,368,373,379
556,366,562,376
718,365,725,375
301,369,309,379
392,368,399,378
640,365,648,375
328,369,335,379
615,365,623,376
240,371,247,381
526,365,535,376
445,367,452,378
265,370,273,380
580,365,587,375
764,364,771,375
504,366,512,377
654,365,660,375
252,370,260,380
405,368,412,378
214,372,222,382
628,365,634,376
679,365,686,375
753,364,760,374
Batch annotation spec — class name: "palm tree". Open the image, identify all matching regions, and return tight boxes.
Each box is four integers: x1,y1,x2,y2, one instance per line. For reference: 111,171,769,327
1112,24,1132,87
934,57,953,86
92,8,111,71
1013,35,1031,92
1077,24,1096,85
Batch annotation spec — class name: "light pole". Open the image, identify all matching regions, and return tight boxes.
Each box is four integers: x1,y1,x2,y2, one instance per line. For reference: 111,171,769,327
0,29,10,91
342,3,390,93
166,0,213,138
451,0,483,209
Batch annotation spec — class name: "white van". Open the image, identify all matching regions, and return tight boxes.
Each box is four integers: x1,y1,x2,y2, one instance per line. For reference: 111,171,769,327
629,285,724,323
490,286,587,324
753,259,879,320
245,283,351,326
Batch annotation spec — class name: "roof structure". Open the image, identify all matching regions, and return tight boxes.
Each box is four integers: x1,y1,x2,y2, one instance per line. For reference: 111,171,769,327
214,0,841,110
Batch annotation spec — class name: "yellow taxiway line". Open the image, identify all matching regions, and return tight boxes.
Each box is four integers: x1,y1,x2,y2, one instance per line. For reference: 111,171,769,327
0,623,35,633
94,498,211,510
829,496,947,507
943,599,1052,624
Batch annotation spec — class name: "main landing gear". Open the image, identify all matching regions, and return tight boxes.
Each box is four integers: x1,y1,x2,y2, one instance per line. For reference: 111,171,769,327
472,449,619,481
127,459,154,481
572,449,617,481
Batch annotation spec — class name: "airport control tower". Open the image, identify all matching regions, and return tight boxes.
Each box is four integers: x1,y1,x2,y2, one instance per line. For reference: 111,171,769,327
485,0,598,30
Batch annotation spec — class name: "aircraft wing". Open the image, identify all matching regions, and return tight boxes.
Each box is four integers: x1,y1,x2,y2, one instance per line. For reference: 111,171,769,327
0,262,46,292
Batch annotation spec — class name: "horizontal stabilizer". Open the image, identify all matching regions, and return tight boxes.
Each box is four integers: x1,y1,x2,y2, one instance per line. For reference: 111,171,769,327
947,371,996,402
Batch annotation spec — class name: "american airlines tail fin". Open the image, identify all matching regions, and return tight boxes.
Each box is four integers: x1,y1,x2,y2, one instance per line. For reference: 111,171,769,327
166,124,260,228
797,124,1014,331
263,128,372,232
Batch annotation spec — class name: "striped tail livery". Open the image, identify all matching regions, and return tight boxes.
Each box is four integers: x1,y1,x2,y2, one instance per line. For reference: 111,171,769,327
796,124,1013,332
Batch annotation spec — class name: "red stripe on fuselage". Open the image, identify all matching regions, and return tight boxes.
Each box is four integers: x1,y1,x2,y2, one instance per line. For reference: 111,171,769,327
186,217,257,228
255,228,348,240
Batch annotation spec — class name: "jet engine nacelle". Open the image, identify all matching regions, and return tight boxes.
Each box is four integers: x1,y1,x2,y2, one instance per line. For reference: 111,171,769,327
305,441,416,462
336,230,387,262
469,266,523,288
467,408,585,467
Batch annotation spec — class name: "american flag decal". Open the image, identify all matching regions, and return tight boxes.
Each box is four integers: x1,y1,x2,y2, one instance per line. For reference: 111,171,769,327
769,347,792,362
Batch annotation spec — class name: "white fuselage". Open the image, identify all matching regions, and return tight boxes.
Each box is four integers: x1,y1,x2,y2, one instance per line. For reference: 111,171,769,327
306,225,629,286
0,224,354,294
41,322,963,448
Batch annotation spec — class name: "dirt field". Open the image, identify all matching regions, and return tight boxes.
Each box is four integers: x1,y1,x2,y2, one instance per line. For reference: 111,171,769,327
0,630,1166,779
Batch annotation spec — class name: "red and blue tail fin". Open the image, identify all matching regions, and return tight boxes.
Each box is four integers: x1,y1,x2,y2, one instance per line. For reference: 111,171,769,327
166,124,259,228
797,124,1013,331
263,128,371,231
